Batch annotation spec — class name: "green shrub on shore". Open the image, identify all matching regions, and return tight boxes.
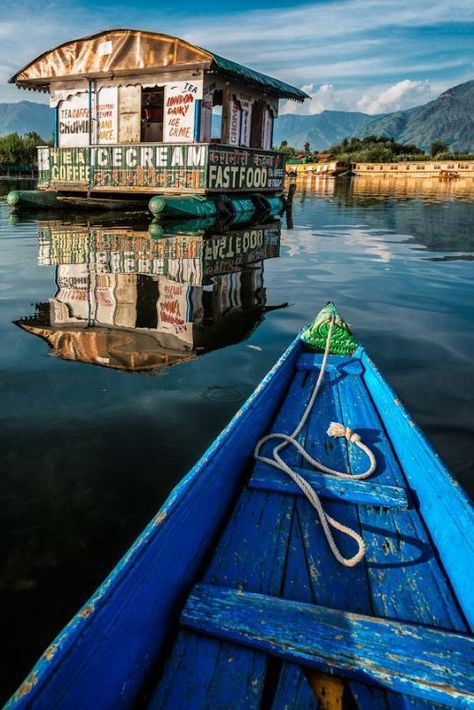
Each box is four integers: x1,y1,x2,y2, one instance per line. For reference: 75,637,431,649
0,132,51,166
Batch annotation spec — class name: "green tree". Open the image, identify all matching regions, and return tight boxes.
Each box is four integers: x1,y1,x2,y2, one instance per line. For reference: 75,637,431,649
304,141,311,155
0,131,48,166
0,133,25,164
277,141,297,157
431,140,449,157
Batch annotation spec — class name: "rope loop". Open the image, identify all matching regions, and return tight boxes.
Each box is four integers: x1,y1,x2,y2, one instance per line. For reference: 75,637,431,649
254,316,377,567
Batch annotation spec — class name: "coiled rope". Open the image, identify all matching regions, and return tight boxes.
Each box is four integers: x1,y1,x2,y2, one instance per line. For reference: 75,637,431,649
254,317,376,567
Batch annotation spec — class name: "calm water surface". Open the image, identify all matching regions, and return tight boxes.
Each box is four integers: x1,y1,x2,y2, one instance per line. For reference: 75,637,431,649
0,176,473,700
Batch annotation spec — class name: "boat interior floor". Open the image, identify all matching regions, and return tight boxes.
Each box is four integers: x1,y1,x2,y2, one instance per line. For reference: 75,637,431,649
147,352,470,709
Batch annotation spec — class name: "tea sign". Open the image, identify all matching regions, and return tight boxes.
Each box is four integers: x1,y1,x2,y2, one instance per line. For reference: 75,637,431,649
164,80,203,143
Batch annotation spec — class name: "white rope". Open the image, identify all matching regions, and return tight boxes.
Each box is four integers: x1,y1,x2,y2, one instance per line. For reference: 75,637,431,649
254,318,376,567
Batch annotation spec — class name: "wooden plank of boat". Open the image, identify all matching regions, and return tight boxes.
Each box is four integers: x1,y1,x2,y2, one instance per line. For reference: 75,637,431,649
7,303,474,709
181,584,474,708
248,465,410,507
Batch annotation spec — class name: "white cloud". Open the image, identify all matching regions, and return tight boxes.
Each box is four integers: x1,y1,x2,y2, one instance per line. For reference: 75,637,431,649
0,0,472,108
357,79,435,114
282,83,345,114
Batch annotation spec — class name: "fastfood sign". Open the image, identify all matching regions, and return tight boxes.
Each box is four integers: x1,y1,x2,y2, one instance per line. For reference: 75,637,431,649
207,146,284,190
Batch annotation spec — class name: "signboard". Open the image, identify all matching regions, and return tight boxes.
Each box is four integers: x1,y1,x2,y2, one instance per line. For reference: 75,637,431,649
37,144,285,192
118,85,141,143
238,95,252,147
58,89,118,147
229,100,241,146
58,93,90,148
207,146,284,191
92,143,208,189
164,80,203,143
95,87,118,144
263,107,274,150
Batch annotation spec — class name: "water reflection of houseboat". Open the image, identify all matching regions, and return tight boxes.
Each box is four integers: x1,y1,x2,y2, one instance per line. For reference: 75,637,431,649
8,29,307,216
16,219,282,371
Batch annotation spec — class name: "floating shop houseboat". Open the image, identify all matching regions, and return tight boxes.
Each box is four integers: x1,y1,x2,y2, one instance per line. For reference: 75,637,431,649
8,29,308,217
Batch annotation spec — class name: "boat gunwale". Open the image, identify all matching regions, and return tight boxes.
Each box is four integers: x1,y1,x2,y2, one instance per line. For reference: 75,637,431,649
360,348,474,629
7,331,303,708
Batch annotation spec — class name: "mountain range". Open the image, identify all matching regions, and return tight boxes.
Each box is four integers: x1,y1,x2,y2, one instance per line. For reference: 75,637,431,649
356,80,474,152
0,100,52,139
1,79,473,152
274,80,474,152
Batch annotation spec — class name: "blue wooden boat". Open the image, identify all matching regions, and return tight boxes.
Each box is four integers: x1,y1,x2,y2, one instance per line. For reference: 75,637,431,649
9,303,474,709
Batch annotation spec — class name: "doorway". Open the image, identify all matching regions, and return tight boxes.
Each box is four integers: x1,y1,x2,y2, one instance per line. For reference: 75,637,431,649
141,87,164,142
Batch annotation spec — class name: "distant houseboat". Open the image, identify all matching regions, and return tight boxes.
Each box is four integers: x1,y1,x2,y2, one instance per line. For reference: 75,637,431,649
287,160,346,177
8,29,308,217
353,161,474,177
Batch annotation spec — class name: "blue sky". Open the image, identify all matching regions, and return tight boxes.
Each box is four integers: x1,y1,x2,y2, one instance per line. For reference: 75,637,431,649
1,0,473,114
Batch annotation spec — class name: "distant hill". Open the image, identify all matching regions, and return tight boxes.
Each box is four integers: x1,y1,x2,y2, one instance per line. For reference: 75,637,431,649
273,110,379,151
2,80,473,152
0,101,52,140
357,80,474,151
274,80,474,152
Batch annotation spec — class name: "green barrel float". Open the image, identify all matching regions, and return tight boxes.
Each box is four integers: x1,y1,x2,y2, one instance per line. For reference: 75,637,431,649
148,193,283,220
265,195,286,216
147,220,165,239
225,197,256,223
149,195,218,219
7,190,59,210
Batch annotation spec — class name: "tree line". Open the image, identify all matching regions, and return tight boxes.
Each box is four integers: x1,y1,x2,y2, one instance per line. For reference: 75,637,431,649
0,132,51,167
276,136,474,163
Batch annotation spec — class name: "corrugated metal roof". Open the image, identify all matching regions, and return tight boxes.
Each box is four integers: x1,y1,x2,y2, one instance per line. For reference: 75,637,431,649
208,53,308,102
9,29,309,102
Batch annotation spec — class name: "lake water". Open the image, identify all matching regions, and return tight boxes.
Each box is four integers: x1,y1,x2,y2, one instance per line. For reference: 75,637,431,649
0,175,473,701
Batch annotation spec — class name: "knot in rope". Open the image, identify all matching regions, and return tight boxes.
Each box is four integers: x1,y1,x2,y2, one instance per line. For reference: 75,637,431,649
254,315,377,568
327,422,361,444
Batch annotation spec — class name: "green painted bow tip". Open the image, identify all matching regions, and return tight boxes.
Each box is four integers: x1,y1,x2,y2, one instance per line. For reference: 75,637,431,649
301,302,358,356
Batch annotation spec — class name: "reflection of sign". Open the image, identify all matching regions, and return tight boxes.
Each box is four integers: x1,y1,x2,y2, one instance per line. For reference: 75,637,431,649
164,81,203,143
204,226,280,275
157,278,193,345
207,146,284,191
